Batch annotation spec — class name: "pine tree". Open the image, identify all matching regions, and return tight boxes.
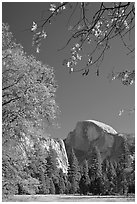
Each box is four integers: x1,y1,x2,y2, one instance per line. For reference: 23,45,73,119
102,158,118,195
58,169,66,194
46,145,59,181
79,160,90,195
107,160,117,195
116,163,128,195
46,145,59,193
102,158,111,195
39,169,50,194
88,146,103,195
128,156,135,193
65,180,71,194
119,137,130,169
101,172,110,195
68,148,81,194
117,137,129,195
49,178,55,194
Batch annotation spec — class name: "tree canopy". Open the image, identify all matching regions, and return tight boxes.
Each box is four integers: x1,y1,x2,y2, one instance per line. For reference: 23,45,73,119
2,23,59,145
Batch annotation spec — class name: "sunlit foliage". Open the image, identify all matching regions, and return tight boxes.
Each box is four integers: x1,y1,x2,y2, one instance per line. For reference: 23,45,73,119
3,23,59,144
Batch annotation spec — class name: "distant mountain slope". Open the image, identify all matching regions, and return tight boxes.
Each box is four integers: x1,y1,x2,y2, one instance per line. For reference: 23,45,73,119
64,120,134,164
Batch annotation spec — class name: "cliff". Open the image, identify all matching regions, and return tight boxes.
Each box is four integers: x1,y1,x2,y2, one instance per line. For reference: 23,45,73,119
41,137,69,174
20,134,69,174
64,120,134,164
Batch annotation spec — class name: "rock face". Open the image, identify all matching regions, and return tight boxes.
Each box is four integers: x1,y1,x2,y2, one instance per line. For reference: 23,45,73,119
64,120,132,163
41,138,69,174
20,135,69,174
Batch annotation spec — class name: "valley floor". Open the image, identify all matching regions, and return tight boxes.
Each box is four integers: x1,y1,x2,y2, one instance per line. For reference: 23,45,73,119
3,194,135,202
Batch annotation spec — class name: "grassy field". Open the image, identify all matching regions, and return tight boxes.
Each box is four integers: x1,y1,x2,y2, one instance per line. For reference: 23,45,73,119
3,194,135,202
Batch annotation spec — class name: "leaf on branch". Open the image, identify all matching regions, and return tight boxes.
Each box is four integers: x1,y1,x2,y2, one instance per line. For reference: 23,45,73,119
62,59,68,66
69,67,74,73
119,108,135,116
31,22,37,32
108,69,135,86
32,30,47,53
82,69,89,76
87,56,92,66
36,46,40,53
49,4,56,13
68,26,73,31
119,109,124,116
96,69,99,76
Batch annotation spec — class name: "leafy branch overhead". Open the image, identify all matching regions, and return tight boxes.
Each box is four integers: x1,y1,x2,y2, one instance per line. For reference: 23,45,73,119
31,2,135,86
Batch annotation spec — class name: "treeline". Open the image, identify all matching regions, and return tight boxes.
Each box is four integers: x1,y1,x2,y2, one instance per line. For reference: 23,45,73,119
3,140,135,197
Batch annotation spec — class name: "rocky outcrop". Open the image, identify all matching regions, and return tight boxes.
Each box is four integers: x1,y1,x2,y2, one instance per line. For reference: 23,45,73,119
20,135,69,174
41,137,69,174
64,120,134,164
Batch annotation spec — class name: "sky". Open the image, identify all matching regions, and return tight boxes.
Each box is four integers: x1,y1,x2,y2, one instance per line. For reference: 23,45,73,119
2,2,135,139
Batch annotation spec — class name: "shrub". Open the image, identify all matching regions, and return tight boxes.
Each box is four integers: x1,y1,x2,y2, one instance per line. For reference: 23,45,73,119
18,177,40,195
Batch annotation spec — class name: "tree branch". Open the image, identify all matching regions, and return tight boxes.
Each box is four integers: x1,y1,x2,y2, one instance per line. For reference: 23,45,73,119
2,96,21,107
